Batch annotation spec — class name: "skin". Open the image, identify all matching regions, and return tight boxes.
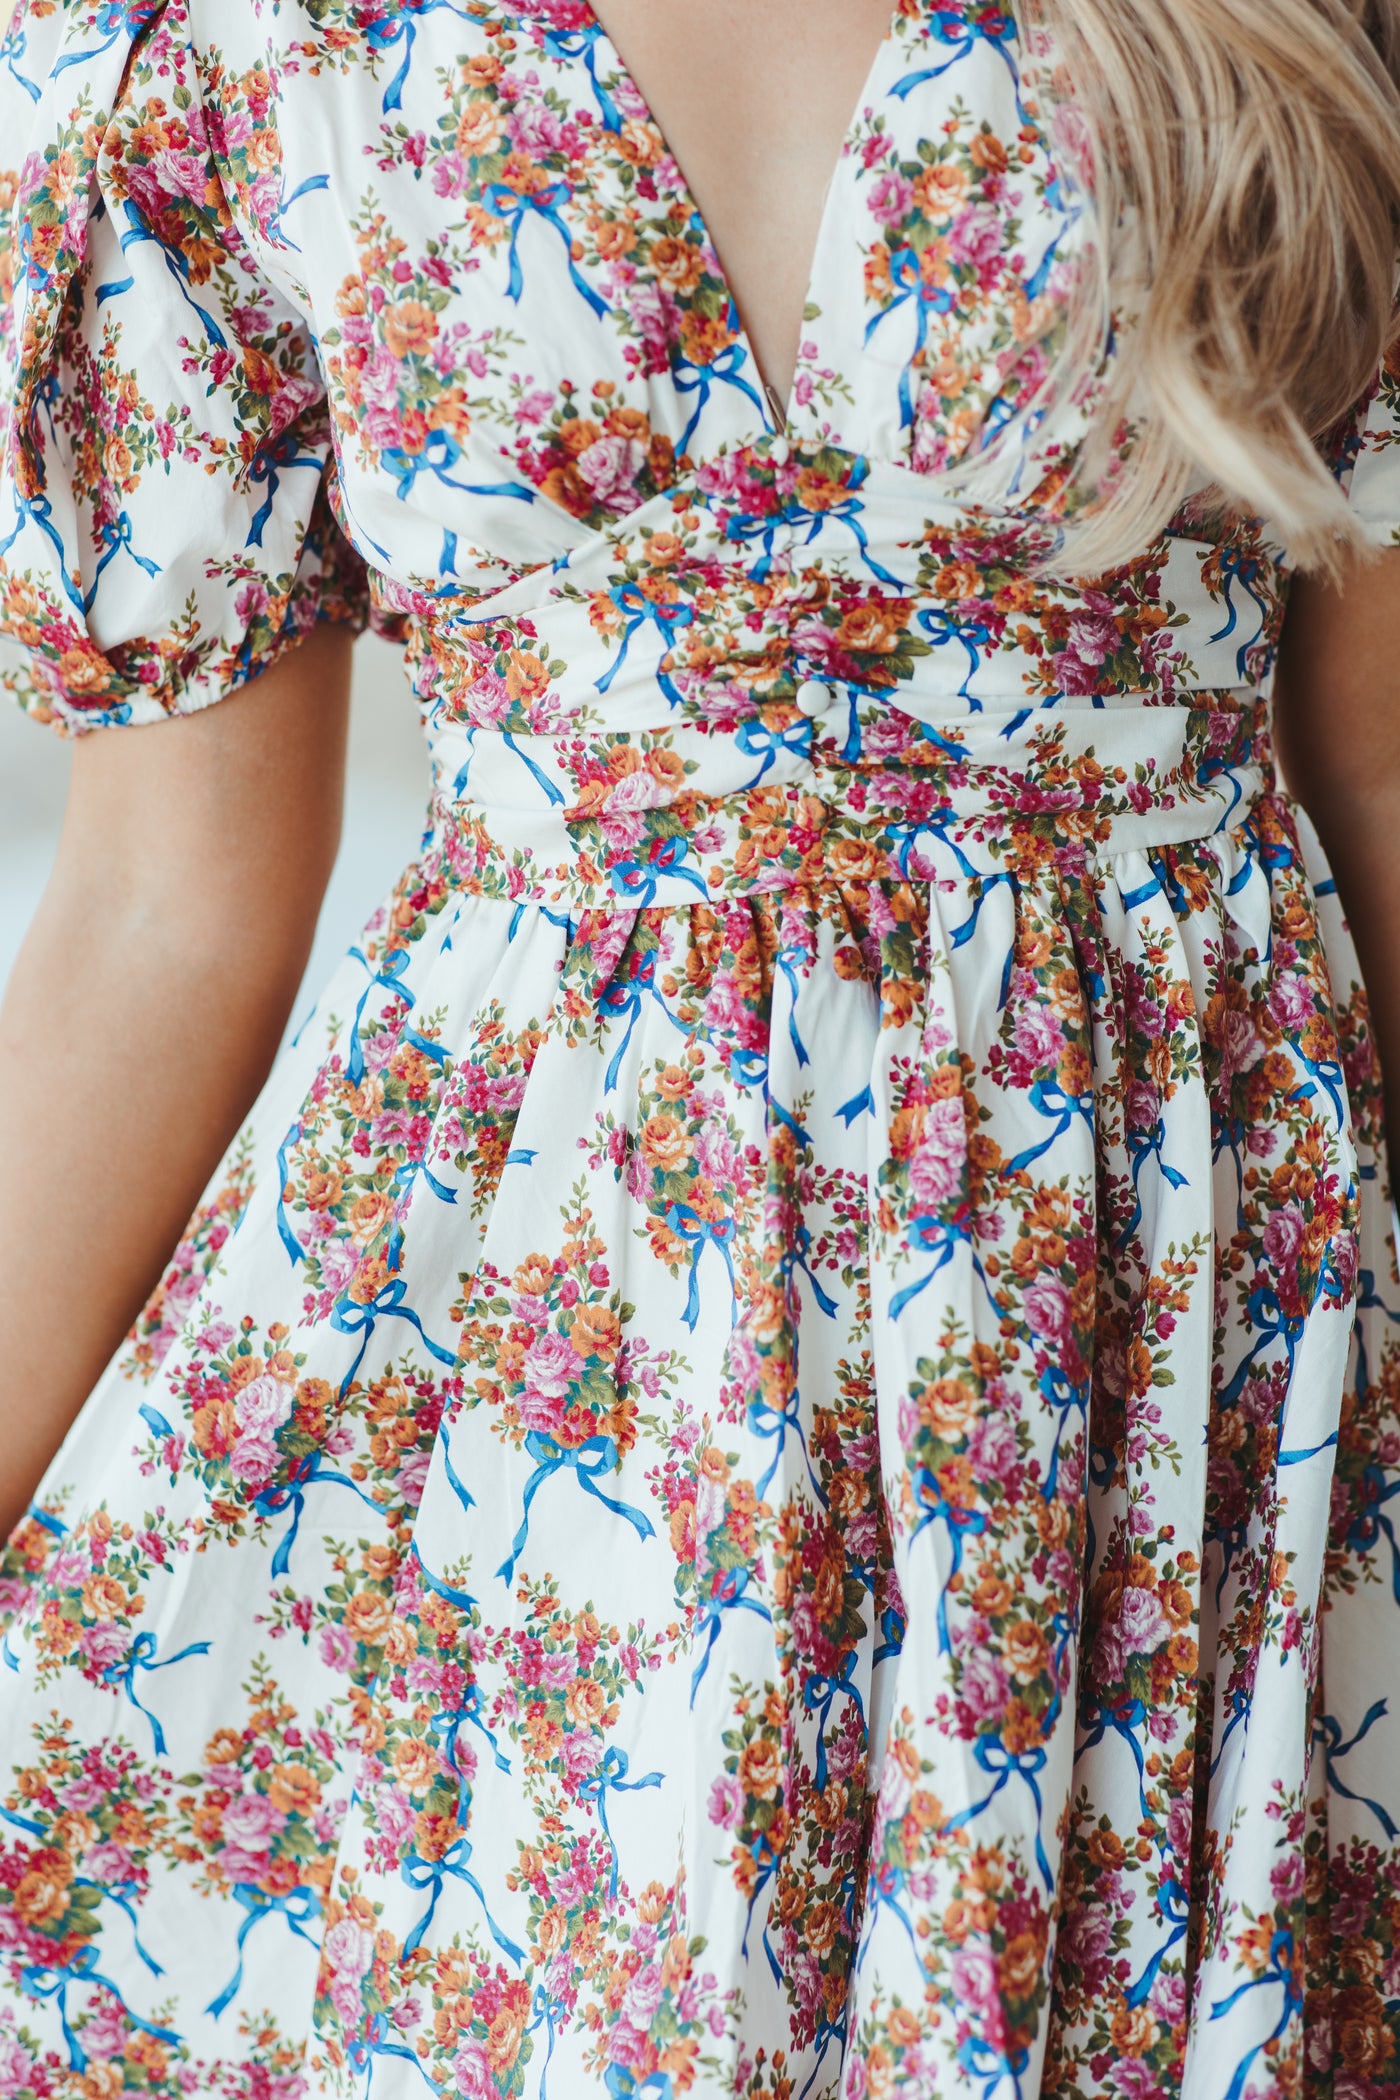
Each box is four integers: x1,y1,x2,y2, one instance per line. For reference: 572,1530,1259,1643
1273,545,1400,1121
591,0,898,416
0,1,1396,1537
0,627,352,1535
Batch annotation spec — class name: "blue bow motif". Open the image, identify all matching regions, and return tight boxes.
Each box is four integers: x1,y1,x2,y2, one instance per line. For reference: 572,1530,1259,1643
330,1272,458,1405
83,509,161,612
380,423,539,510
866,248,959,429
1315,1699,1399,1840
252,1439,388,1579
401,1836,525,1964
596,940,691,1093
664,1201,738,1330
49,0,161,74
944,1734,1055,1890
607,833,711,912
595,581,696,710
23,1946,181,2073
1209,542,1273,682
207,1883,320,2019
498,1429,655,1585
803,1651,866,1793
100,1629,211,1755
915,603,994,704
1209,1924,1303,2100
245,428,325,548
606,2069,676,2100
0,487,85,613
1124,1868,1191,2009
262,172,331,253
853,1850,921,1974
908,1456,988,1653
347,2011,437,2090
891,7,1028,120
577,1745,663,1903
3,20,43,103
108,196,229,345
672,331,767,455
540,22,623,129
482,176,608,318
0,1805,167,1986
1076,1692,1153,1825
429,1675,512,1786
689,1561,771,1702
363,0,474,111
734,712,813,786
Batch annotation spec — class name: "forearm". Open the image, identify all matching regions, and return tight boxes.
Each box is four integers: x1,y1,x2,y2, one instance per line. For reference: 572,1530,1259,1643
0,887,310,1528
0,624,351,1536
1283,770,1400,1113
1274,550,1400,1127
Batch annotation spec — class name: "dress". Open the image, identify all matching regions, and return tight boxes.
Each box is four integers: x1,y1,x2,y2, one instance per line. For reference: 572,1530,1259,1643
4,2,1400,2096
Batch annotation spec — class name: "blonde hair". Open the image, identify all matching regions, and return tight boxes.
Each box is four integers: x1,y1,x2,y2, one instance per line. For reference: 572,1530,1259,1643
1022,0,1400,574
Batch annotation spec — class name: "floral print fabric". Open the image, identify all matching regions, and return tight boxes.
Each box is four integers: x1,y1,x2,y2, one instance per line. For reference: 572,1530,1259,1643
3,4,1400,2099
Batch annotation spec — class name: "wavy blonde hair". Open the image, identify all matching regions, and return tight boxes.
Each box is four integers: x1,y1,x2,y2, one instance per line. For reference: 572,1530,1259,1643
1022,0,1400,574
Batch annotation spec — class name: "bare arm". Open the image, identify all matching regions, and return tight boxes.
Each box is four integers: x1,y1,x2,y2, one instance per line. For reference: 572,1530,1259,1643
1274,547,1400,1123
0,625,353,1535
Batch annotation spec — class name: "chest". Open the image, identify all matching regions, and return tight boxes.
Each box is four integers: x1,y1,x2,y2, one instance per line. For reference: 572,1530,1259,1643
188,1,1084,590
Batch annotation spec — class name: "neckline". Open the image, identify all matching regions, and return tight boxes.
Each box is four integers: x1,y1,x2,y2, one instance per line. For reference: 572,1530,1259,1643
581,1,907,431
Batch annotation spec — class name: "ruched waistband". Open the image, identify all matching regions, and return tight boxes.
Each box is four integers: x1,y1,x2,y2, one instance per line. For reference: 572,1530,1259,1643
417,691,1271,913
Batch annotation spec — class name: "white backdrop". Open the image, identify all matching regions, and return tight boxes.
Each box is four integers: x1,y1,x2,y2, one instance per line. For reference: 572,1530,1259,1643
0,637,433,1028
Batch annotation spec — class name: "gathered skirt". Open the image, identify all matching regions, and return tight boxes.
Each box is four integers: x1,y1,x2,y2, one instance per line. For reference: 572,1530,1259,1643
2,690,1399,2100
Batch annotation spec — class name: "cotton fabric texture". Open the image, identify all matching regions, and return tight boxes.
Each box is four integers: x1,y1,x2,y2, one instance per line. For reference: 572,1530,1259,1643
3,3,1400,2097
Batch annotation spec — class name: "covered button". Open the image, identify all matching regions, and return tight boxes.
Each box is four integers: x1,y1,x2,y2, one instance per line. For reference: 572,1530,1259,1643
795,678,834,718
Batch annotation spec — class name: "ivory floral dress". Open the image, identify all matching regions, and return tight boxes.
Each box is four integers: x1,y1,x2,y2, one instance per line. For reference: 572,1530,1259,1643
3,2,1400,2097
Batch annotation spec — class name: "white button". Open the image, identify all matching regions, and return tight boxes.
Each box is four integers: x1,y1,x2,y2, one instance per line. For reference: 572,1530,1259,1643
795,678,833,718
769,434,791,466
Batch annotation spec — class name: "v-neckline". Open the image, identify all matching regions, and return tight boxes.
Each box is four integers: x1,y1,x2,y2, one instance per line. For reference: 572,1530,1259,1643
581,1,906,432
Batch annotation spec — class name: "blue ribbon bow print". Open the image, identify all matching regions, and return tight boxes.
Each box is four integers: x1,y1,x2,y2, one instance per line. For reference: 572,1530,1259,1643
595,581,696,710
206,1883,321,2019
347,2012,438,2092
330,1273,459,1403
943,1733,1056,1892
802,1651,866,1793
577,1746,664,1904
363,0,474,112
0,1803,168,1987
497,1429,656,1586
540,20,624,129
672,332,768,455
1209,1924,1303,2100
664,1201,739,1331
400,1836,525,1964
49,0,161,73
596,941,693,1094
23,1948,182,2073
252,1439,387,1579
1208,542,1274,682
689,1563,772,1703
890,7,1030,124
82,510,161,613
482,177,609,318
246,428,325,548
380,423,540,512
1315,1699,1400,1840
100,1629,212,1755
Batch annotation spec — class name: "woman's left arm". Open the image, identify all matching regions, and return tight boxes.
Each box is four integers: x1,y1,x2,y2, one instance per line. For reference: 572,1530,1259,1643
1273,548,1400,1116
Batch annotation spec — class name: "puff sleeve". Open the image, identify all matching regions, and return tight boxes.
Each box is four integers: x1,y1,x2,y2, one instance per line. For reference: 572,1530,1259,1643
0,0,370,736
1340,340,1400,549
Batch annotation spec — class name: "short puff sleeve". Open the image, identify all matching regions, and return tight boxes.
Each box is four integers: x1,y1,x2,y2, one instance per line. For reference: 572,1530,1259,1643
0,0,370,736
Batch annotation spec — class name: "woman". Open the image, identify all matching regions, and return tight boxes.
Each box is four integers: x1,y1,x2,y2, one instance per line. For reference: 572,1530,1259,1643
1,0,1398,2091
